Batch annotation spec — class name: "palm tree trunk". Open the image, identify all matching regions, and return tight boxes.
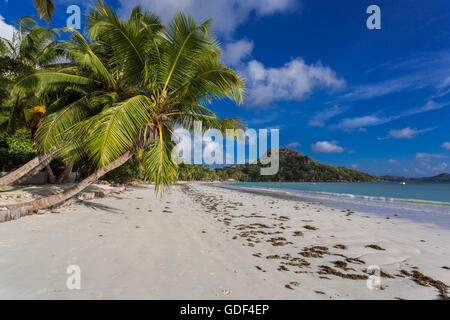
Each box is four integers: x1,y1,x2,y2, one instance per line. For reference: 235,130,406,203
31,150,134,210
7,95,20,135
0,147,58,187
57,164,73,184
47,165,56,184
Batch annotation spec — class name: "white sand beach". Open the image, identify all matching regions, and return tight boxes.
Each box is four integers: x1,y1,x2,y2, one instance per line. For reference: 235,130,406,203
0,183,448,300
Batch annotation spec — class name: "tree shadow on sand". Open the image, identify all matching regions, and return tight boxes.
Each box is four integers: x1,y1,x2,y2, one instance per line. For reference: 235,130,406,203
79,200,124,214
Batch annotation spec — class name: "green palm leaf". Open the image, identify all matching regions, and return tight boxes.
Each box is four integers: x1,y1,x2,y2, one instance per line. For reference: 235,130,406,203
33,0,55,22
35,96,88,153
175,113,244,134
174,57,245,105
13,72,95,93
62,29,116,88
142,125,178,195
88,0,161,86
160,13,216,95
85,95,154,167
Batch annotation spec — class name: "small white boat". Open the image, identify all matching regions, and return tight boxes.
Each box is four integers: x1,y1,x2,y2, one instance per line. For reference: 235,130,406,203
400,181,406,185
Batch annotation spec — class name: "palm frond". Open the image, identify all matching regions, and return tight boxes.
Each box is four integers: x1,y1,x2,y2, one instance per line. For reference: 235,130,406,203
159,12,215,95
88,0,152,85
142,124,178,195
62,28,116,87
0,38,10,55
89,92,119,110
57,117,97,165
13,16,37,33
85,95,154,167
35,96,88,152
33,0,55,22
13,72,95,93
173,56,245,105
175,114,244,134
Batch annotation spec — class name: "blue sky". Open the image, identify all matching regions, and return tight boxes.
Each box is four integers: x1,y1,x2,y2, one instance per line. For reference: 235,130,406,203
1,0,449,177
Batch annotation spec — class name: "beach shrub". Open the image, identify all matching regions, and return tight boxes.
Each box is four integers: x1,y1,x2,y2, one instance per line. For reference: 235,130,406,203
5,128,36,154
0,129,37,171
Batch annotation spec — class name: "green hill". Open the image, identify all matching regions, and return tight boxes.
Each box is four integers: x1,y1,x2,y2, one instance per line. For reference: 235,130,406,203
177,148,379,182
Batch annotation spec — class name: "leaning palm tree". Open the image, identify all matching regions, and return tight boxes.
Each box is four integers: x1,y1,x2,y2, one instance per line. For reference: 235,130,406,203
33,0,55,22
9,5,166,184
10,0,244,210
0,17,63,186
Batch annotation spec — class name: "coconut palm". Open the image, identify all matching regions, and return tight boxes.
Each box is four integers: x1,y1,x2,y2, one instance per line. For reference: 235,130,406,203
33,0,55,22
0,17,63,186
10,0,244,210
0,5,162,187
0,16,60,133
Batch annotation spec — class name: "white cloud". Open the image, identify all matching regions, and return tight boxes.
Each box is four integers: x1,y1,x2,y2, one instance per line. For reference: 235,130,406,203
415,153,447,163
117,0,298,35
415,153,446,159
345,52,450,101
173,128,252,164
414,159,447,175
334,115,387,130
387,159,398,164
439,76,450,88
222,39,253,67
308,105,348,127
387,127,436,139
311,141,344,154
341,74,424,101
405,100,444,116
442,142,450,150
245,58,345,107
247,112,278,125
286,142,301,148
389,127,417,139
408,152,448,177
202,135,223,163
0,14,16,41
333,100,447,131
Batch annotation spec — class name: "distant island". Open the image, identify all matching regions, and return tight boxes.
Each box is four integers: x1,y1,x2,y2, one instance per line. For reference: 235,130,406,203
382,173,450,182
176,148,380,182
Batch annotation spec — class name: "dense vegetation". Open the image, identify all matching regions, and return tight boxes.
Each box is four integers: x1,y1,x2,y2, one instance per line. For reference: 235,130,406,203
0,129,37,171
0,15,59,173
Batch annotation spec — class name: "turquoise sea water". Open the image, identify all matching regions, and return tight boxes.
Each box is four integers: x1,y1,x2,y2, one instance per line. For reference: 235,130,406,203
222,182,450,229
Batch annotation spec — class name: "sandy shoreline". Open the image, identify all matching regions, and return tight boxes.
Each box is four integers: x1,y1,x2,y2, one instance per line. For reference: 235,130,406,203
0,183,448,299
